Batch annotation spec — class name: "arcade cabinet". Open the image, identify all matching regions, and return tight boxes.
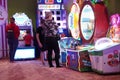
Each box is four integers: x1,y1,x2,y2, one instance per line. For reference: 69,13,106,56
13,13,35,60
87,1,120,74
59,2,81,66
37,0,68,35
66,0,109,72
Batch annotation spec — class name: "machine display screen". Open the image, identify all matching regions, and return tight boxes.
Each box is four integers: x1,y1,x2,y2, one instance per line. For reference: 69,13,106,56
80,4,95,40
68,3,80,40
18,29,30,41
14,47,35,60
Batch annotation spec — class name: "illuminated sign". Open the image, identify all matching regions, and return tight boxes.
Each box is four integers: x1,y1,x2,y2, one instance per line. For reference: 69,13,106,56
57,0,62,3
13,13,31,26
37,0,41,3
0,6,7,25
14,47,35,59
45,0,54,4
38,4,60,9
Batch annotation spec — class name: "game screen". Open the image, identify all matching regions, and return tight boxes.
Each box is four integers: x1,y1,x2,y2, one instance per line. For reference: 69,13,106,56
18,29,28,41
14,47,35,60
80,4,95,41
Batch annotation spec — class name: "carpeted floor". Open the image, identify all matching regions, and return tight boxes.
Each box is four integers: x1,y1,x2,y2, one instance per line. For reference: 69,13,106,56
0,58,120,80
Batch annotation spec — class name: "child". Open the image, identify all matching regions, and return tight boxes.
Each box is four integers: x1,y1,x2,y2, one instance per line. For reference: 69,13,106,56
24,30,33,46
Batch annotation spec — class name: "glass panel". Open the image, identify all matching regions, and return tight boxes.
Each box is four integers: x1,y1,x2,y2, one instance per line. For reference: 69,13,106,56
68,3,80,40
80,4,95,40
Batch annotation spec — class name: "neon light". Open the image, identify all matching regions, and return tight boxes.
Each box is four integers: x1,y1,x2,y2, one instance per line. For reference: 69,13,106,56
38,4,60,9
14,48,35,59
57,0,62,3
0,6,7,25
45,0,54,4
13,13,30,26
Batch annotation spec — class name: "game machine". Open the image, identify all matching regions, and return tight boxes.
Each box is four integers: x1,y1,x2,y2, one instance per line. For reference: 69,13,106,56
66,0,110,72
88,37,120,74
62,0,92,72
88,2,120,74
37,0,67,35
37,0,68,60
58,1,81,66
13,13,35,60
80,0,109,43
0,4,7,58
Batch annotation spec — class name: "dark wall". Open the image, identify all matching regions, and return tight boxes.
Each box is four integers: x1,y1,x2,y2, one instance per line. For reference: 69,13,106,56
7,0,120,30
106,0,120,17
8,0,37,31
63,0,120,17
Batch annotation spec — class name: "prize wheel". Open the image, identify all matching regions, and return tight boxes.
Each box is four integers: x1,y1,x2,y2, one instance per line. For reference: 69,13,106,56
79,1,95,43
68,2,80,40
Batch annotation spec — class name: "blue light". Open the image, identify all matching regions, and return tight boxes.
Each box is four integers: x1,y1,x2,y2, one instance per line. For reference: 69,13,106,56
57,0,62,3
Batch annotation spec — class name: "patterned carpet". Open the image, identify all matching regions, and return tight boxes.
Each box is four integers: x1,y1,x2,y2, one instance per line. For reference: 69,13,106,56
0,58,120,80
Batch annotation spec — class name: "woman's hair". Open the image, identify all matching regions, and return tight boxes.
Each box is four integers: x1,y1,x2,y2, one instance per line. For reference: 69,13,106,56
26,30,30,33
45,11,52,19
10,17,15,21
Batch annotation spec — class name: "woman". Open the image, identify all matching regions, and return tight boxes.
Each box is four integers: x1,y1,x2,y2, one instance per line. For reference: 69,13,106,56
43,11,61,67
36,19,46,65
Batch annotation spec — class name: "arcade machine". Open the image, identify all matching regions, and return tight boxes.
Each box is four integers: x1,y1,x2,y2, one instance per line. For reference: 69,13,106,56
79,0,109,43
0,5,7,58
66,0,110,72
89,3,120,74
66,1,93,72
89,38,120,74
37,0,68,60
13,13,35,60
88,13,120,74
58,1,82,66
68,2,80,40
37,0,67,35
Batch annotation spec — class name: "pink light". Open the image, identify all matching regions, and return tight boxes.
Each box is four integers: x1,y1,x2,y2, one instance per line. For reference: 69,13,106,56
110,14,120,26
